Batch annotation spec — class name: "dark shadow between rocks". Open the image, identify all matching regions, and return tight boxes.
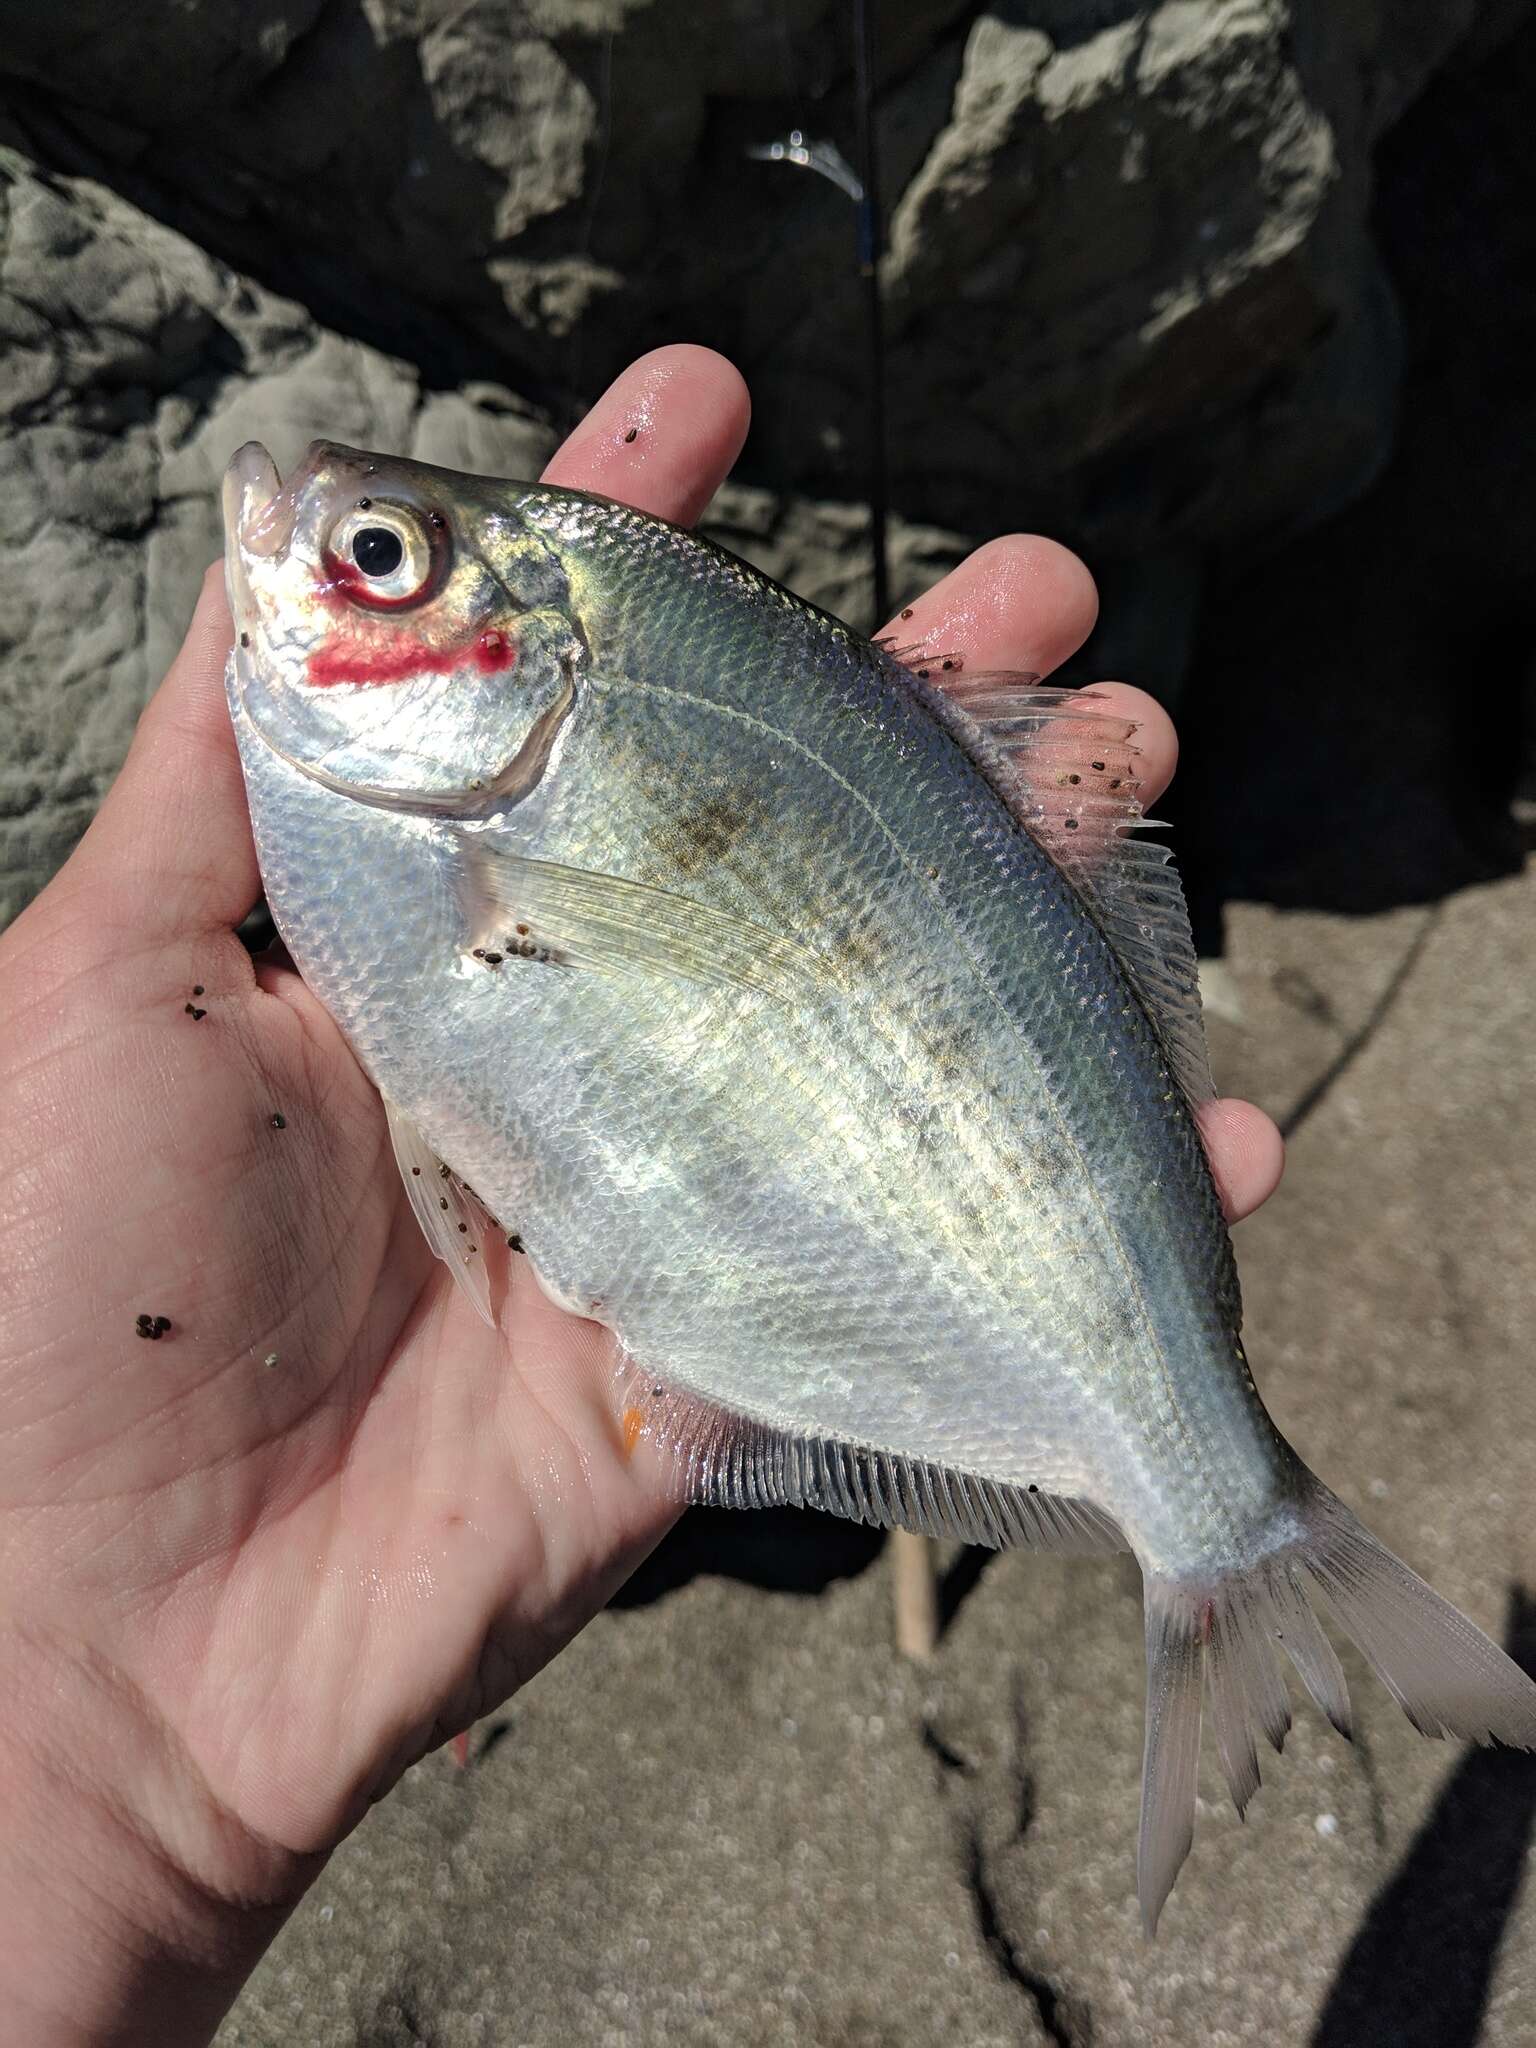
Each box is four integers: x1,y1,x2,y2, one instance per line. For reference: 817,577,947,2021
1310,1586,1536,2048
1170,17,1536,950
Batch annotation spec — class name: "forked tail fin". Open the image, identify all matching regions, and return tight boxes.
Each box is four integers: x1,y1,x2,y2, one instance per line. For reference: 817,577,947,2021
1138,1479,1536,1935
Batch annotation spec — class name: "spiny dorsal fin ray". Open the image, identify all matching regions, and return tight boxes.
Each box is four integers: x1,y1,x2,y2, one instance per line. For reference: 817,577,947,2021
931,674,1214,1107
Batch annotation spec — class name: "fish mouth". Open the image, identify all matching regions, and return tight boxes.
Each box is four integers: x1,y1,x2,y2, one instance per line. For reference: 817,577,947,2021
223,439,345,643
223,438,379,561
223,440,291,645
223,441,290,559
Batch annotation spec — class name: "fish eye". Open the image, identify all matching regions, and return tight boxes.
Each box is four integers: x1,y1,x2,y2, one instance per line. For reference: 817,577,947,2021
325,503,440,608
353,526,404,577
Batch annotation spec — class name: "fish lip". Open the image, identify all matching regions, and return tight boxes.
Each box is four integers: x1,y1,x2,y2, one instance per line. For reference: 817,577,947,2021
222,440,287,646
223,440,287,558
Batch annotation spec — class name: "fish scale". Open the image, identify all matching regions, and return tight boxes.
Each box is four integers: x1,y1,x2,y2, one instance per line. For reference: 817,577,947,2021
224,437,1536,1934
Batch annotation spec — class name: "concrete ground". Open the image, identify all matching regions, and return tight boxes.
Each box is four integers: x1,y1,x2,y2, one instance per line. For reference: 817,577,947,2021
214,866,1536,2048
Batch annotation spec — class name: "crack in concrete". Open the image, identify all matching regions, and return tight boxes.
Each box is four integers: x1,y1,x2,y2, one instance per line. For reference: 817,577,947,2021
923,1709,1091,2048
1279,906,1442,1140
962,1820,1090,2048
1346,1710,1393,1855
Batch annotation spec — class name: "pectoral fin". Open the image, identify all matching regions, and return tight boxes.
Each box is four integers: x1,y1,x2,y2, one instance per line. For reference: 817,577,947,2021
384,1097,496,1327
454,837,821,1003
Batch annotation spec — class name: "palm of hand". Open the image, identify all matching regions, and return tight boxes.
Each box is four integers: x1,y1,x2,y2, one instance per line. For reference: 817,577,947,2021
0,347,1282,1893
0,845,665,1855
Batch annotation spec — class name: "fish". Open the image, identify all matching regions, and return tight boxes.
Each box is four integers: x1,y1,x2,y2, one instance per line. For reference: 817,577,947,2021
222,437,1536,1932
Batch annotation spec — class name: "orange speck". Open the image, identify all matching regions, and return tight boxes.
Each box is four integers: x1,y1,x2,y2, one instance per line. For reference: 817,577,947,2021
621,1406,646,1459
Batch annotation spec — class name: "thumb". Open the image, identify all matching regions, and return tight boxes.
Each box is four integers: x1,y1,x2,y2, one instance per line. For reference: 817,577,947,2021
73,564,258,939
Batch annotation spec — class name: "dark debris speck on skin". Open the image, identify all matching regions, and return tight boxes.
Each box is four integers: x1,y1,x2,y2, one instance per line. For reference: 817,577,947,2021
270,1112,286,1129
184,1003,207,1020
506,1233,525,1254
623,426,638,443
192,985,204,997
135,1313,172,1340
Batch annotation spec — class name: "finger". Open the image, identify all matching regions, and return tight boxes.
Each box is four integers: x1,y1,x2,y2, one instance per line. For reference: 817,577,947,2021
541,344,750,526
74,564,255,937
1197,1097,1285,1223
1075,681,1177,810
883,534,1098,683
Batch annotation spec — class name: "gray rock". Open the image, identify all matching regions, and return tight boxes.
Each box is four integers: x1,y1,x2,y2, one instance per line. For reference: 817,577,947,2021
4,2,1531,920
2,1,1518,557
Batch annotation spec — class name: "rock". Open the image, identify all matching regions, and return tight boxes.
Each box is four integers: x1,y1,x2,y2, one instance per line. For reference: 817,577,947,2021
0,2,322,127
2,1,1520,561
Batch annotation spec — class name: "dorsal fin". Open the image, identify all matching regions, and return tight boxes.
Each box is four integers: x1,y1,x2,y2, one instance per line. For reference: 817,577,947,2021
933,674,1214,1106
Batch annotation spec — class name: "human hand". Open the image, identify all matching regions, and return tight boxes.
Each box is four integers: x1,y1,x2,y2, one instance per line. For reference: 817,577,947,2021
0,344,1282,2046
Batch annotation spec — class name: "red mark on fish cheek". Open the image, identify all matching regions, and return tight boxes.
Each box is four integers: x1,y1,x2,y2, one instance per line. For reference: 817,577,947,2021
306,627,519,689
307,636,433,688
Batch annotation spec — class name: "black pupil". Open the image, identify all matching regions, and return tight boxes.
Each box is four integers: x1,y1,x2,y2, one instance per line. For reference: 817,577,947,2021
353,526,404,577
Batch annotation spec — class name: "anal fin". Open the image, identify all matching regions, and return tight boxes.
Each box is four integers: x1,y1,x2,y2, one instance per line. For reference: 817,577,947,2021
618,1361,1124,1554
